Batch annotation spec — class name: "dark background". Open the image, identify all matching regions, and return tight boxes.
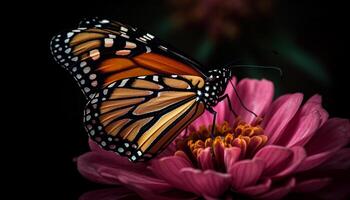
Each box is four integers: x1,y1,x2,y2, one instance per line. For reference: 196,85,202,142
18,0,349,199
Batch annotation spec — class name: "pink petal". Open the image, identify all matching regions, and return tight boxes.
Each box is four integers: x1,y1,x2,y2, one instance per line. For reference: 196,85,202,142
238,179,272,196
89,139,107,152
137,190,198,200
79,187,198,200
102,168,171,192
151,155,193,191
280,112,321,147
229,159,264,189
257,178,296,200
277,94,328,147
305,118,350,154
157,142,177,158
151,155,231,198
272,146,306,178
79,187,140,200
297,118,350,172
231,78,274,124
77,152,147,185
296,152,334,173
197,147,214,170
293,178,331,193
191,110,214,130
254,145,292,176
300,94,329,125
76,153,120,185
262,93,303,145
224,147,241,171
317,148,350,170
180,168,231,198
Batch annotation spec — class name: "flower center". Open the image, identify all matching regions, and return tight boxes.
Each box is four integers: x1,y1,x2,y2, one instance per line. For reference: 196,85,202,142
176,117,268,169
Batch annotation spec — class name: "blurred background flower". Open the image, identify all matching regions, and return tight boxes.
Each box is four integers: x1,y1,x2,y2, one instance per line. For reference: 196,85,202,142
168,0,274,41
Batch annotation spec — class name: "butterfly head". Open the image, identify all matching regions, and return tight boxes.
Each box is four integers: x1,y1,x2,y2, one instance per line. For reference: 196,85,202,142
201,67,232,108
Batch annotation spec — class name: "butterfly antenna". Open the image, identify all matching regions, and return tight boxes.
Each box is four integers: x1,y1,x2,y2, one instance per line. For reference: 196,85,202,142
229,80,258,118
229,65,283,77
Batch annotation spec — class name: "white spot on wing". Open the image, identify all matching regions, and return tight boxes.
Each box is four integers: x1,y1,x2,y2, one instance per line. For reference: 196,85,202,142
158,45,168,51
120,26,128,32
83,67,91,74
118,147,124,153
109,34,116,38
103,89,108,95
104,38,114,47
80,61,87,67
146,33,154,39
65,48,71,54
125,41,136,49
119,79,129,87
100,19,110,24
153,76,159,82
115,50,131,56
89,49,100,60
108,82,116,88
67,32,74,38
89,74,96,80
121,33,129,39
136,38,147,43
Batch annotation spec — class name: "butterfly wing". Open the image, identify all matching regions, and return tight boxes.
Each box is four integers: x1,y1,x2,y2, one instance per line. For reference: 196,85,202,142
50,17,206,99
84,74,206,161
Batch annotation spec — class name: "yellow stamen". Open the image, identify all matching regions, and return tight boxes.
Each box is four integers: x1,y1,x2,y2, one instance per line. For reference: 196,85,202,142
176,118,268,166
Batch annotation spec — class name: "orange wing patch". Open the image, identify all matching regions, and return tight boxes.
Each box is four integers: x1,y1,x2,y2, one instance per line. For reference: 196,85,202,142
147,102,205,154
131,79,163,90
163,77,191,89
100,97,145,113
133,91,196,115
137,99,199,152
110,88,153,99
97,52,205,86
134,53,203,76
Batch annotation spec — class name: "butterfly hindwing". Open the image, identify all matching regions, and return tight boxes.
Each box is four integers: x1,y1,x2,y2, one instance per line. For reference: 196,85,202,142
84,74,205,161
50,18,206,100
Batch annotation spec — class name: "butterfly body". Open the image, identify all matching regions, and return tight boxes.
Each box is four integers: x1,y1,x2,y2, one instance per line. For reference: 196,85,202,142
201,68,232,108
51,17,233,162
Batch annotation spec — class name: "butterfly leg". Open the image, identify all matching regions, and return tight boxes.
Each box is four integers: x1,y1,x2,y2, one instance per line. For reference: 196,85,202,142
208,107,217,138
229,80,257,118
218,94,237,117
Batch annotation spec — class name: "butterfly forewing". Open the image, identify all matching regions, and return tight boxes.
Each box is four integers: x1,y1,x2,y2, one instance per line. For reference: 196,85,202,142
84,74,205,161
50,17,206,100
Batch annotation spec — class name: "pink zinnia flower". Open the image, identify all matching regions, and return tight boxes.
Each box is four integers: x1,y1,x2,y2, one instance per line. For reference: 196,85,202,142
77,78,350,200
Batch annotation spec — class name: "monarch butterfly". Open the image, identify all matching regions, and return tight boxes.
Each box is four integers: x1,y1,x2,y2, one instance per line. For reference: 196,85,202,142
50,17,255,162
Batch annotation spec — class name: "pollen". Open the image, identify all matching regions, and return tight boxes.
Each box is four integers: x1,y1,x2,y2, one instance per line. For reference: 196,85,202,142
176,118,268,166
